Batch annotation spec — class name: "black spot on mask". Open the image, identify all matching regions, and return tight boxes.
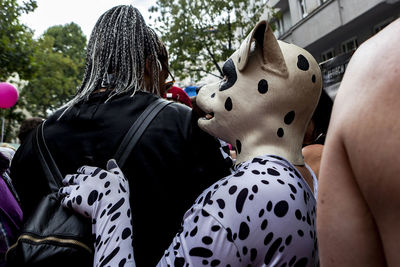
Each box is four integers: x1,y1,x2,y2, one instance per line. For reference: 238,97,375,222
284,111,295,125
258,79,268,94
225,97,233,111
297,54,309,71
236,139,242,154
277,128,284,138
220,59,238,91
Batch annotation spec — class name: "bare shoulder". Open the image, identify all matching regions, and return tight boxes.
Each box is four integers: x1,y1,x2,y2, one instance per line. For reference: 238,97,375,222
335,18,400,205
302,144,323,178
318,18,400,266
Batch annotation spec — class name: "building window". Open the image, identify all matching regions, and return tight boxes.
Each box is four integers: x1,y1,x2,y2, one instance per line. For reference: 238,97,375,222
298,0,308,18
341,38,358,54
321,48,335,62
276,17,284,35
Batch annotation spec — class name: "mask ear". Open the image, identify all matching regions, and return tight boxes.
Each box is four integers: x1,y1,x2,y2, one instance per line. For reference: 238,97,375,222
237,20,288,77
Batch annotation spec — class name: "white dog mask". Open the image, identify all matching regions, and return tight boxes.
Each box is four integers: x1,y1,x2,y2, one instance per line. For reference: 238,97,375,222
197,20,322,165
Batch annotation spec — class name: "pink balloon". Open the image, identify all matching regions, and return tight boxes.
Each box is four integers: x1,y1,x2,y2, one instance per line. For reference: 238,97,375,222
0,82,19,108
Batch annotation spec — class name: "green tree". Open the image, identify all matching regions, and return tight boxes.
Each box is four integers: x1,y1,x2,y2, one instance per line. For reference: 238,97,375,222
22,24,87,117
0,0,37,81
44,22,86,74
149,0,273,80
0,0,36,143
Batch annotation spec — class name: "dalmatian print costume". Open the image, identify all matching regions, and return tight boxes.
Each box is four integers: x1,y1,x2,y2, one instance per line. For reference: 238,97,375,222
59,159,135,267
159,155,318,267
61,155,317,267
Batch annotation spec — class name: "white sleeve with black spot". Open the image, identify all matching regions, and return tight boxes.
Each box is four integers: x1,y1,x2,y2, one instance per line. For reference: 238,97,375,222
157,205,240,267
59,159,136,267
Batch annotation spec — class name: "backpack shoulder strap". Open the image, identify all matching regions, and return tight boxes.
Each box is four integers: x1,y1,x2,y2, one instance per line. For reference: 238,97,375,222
33,122,63,191
114,98,172,167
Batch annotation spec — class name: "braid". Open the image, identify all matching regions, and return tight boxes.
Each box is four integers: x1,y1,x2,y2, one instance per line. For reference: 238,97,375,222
61,5,167,114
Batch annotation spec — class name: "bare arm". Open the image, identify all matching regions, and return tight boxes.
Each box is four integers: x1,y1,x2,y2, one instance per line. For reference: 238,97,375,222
318,18,400,267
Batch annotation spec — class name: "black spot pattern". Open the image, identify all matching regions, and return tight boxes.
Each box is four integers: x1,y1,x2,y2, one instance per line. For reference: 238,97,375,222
297,55,309,71
189,247,213,258
211,259,221,266
266,201,273,211
267,168,280,176
229,185,237,195
277,128,284,138
239,222,250,240
217,199,225,209
190,226,198,237
264,232,273,245
261,219,268,230
284,111,295,125
202,236,213,245
220,59,238,91
225,97,233,111
87,190,99,206
264,238,282,265
258,79,268,94
236,140,242,154
121,228,131,240
110,212,121,222
289,184,297,194
250,248,257,262
236,188,248,213
99,247,120,267
234,171,245,177
274,201,289,217
158,155,317,266
107,198,125,215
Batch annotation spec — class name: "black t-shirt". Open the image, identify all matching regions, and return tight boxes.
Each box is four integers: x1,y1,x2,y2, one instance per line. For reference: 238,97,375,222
10,91,231,266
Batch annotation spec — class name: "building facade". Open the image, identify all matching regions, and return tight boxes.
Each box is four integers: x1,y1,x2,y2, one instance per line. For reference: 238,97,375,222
267,0,400,98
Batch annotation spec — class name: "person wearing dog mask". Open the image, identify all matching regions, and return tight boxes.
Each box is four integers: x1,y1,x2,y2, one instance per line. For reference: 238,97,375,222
60,20,322,266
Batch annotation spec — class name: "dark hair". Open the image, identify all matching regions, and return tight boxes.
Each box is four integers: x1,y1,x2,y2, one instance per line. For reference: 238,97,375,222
0,152,10,175
64,5,168,110
310,89,333,145
18,117,44,143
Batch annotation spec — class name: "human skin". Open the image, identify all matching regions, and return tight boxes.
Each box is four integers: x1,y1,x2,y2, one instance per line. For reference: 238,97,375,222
302,144,323,179
317,18,400,267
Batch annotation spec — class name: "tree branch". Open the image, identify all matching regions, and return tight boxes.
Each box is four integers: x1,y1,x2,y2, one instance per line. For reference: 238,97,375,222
204,43,223,77
186,67,223,79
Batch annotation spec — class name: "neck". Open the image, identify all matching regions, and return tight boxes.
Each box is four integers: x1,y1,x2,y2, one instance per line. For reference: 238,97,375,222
233,132,305,166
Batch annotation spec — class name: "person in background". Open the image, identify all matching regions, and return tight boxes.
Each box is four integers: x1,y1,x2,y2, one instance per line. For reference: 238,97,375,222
302,89,333,178
0,145,15,163
17,117,44,144
0,151,22,267
10,5,231,266
162,85,193,108
318,18,400,267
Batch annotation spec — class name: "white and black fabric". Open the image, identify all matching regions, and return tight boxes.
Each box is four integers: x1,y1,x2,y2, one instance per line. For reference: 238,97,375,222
70,154,317,267
60,160,135,267
159,154,318,267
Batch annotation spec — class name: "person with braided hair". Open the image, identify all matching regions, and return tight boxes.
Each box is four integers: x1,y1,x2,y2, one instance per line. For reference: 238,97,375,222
10,5,231,266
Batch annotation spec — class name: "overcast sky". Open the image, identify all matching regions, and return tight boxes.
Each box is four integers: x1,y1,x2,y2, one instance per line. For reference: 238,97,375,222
20,0,157,39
